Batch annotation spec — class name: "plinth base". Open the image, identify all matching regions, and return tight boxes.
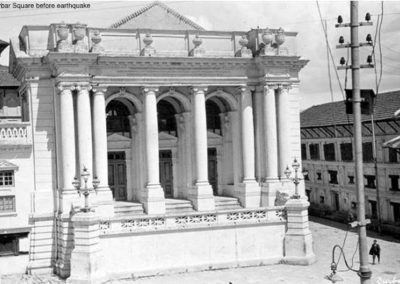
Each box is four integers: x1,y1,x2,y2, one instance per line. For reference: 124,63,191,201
261,179,281,207
67,212,106,284
188,182,215,211
284,198,316,265
237,180,261,208
140,184,166,215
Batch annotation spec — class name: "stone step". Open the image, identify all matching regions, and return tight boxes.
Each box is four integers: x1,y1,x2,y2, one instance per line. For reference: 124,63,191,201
215,196,242,211
114,202,145,216
166,199,195,214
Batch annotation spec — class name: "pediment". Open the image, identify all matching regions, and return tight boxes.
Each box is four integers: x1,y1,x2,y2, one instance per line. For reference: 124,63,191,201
0,160,18,171
159,131,178,141
110,1,205,31
107,133,131,142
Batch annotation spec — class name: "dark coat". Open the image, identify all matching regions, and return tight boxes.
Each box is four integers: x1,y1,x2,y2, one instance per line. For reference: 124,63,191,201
369,243,380,256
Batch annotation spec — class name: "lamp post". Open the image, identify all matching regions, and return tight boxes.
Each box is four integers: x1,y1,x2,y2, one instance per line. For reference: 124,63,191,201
72,166,100,213
284,158,308,199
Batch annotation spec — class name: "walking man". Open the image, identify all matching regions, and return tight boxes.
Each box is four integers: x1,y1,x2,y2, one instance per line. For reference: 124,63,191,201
369,239,381,264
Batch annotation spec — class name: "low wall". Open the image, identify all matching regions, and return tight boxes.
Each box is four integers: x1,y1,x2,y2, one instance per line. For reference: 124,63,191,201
98,208,286,280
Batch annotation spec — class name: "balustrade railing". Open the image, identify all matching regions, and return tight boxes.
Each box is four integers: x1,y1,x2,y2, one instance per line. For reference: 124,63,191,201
18,24,297,58
0,123,32,146
99,206,286,235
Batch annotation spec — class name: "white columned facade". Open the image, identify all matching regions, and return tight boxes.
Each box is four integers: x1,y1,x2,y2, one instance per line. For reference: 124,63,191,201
91,86,114,216
277,85,292,176
189,86,215,211
261,84,280,206
76,84,93,185
238,86,260,208
142,87,165,214
57,83,77,212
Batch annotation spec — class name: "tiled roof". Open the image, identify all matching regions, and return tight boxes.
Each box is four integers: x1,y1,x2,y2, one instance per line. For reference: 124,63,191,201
0,65,19,87
109,1,205,30
301,90,400,128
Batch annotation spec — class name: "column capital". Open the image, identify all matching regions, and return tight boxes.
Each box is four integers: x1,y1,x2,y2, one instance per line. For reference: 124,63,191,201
237,85,252,94
141,86,159,95
276,83,292,92
75,83,92,92
57,82,76,93
92,86,108,94
191,86,208,94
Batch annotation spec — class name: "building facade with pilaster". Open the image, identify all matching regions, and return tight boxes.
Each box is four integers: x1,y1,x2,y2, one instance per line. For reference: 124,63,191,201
3,2,315,281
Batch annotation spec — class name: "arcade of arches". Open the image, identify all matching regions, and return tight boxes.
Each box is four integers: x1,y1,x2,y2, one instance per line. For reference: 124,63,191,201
96,85,295,214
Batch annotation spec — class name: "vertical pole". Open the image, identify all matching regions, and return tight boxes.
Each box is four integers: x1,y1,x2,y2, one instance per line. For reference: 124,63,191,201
371,114,382,233
351,2,372,283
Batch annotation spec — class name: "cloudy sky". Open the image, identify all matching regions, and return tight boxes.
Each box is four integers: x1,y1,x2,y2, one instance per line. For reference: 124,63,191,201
0,0,399,110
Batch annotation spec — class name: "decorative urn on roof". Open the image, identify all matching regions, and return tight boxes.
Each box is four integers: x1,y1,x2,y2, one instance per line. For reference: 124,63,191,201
73,24,86,41
275,27,285,46
262,28,273,45
192,34,203,48
57,24,69,41
239,35,248,48
90,30,104,53
141,32,156,56
143,33,153,47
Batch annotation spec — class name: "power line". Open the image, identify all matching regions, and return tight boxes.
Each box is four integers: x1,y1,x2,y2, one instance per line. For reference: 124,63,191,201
315,1,346,101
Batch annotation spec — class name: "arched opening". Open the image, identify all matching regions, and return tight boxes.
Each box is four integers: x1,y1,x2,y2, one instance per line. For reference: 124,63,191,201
158,100,177,136
206,100,221,135
106,98,136,201
106,100,132,138
205,94,235,196
157,98,182,198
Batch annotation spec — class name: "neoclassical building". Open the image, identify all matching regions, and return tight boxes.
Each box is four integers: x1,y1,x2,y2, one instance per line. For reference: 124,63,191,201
2,2,314,281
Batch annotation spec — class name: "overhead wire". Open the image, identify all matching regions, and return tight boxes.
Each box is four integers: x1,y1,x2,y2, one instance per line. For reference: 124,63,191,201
316,1,346,101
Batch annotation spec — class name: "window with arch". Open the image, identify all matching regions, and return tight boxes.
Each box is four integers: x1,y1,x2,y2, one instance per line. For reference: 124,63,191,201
157,100,178,136
206,100,221,135
106,100,131,137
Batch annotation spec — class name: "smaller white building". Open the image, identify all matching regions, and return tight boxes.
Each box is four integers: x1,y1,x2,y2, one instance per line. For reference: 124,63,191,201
301,91,400,224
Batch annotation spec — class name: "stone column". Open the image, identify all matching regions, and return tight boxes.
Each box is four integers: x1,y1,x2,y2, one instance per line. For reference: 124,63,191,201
182,112,193,199
261,84,280,206
76,84,93,186
277,85,292,177
171,148,178,198
189,86,215,211
67,212,106,284
141,87,165,214
91,86,114,216
283,198,316,265
57,83,78,212
238,86,260,208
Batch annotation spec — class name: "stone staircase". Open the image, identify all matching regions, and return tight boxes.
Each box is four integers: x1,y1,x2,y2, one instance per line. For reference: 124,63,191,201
113,197,242,217
114,201,145,216
215,196,242,211
165,199,195,214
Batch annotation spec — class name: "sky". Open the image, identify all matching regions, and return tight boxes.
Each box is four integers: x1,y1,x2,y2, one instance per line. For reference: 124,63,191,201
0,0,399,110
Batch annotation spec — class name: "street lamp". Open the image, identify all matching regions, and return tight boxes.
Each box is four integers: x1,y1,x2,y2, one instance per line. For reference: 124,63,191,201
72,166,100,213
284,158,308,199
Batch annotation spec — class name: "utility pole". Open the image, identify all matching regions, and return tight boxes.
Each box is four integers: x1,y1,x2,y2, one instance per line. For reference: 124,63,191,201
350,2,372,283
336,1,373,283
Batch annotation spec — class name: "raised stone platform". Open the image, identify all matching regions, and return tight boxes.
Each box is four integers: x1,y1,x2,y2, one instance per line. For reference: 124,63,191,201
95,206,287,282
